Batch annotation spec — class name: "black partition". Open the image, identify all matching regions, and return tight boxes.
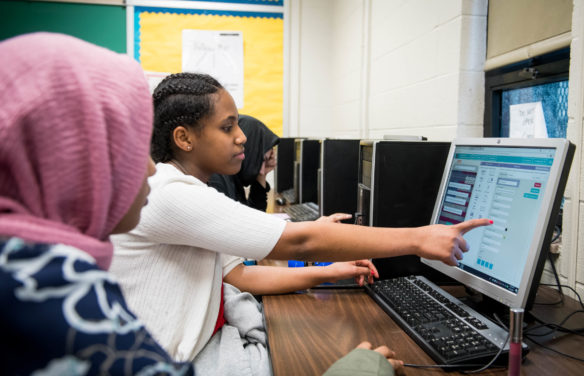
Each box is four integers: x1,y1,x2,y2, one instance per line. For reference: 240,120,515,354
320,139,360,223
370,141,455,283
275,137,295,193
297,139,321,203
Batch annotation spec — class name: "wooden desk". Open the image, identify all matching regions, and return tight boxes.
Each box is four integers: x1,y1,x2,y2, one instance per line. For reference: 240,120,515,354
263,286,583,375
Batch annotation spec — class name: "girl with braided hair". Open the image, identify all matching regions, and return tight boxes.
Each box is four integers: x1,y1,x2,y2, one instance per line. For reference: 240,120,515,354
110,72,490,375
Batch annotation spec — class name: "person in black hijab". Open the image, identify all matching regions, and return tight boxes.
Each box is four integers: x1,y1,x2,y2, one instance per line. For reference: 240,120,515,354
209,114,279,211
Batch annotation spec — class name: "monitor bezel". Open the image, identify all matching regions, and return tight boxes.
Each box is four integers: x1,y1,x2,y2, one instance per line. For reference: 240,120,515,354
421,137,571,309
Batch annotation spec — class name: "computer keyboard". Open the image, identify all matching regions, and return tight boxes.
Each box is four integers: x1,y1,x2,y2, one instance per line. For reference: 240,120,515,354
280,189,296,204
366,275,526,368
284,202,320,222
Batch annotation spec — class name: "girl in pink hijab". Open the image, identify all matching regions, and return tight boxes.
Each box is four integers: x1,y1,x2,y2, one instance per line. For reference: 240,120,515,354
0,33,194,375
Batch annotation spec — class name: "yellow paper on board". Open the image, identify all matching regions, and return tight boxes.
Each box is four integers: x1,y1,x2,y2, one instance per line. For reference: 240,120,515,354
139,11,283,136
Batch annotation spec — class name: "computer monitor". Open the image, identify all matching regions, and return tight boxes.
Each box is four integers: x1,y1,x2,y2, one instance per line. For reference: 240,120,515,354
422,137,574,311
295,139,321,203
369,140,452,282
319,139,360,223
275,137,295,193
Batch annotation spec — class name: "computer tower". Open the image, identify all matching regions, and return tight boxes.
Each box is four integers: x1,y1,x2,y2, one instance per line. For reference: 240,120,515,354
361,140,456,284
355,140,374,226
295,139,321,204
319,139,360,223
275,137,295,194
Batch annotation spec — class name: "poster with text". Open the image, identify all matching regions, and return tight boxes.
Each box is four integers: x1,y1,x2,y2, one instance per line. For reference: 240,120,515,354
182,29,244,108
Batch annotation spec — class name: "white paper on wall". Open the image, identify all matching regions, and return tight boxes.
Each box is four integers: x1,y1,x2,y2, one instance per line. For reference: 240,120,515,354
182,29,244,109
509,102,548,138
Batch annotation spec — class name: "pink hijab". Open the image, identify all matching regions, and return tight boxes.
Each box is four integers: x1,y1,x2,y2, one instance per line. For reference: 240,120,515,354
0,33,152,270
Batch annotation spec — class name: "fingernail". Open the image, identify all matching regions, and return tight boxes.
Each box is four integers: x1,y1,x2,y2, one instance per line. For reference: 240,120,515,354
371,270,375,275
489,219,494,224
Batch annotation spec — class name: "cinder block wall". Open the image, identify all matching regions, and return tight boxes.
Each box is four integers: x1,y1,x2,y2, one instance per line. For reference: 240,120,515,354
367,0,487,140
290,0,584,297
293,0,487,141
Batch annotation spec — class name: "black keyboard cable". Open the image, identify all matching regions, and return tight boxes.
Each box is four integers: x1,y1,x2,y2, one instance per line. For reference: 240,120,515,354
402,314,510,373
403,337,508,373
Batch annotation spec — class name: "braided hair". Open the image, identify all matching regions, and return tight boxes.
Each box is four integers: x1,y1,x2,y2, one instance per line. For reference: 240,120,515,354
151,72,224,163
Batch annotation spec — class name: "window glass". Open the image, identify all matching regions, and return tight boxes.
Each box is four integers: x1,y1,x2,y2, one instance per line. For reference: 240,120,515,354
500,80,568,138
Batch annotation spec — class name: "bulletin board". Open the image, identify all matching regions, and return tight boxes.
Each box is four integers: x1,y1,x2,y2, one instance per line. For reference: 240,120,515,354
131,3,284,136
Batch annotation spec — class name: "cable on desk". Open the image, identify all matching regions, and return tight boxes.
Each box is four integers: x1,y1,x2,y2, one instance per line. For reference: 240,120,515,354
524,333,584,362
539,283,584,310
403,363,505,370
531,280,584,337
533,225,564,306
459,314,511,375
526,310,584,337
533,253,564,306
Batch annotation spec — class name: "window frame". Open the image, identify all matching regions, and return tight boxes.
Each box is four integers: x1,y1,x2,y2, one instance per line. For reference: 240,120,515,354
483,48,570,137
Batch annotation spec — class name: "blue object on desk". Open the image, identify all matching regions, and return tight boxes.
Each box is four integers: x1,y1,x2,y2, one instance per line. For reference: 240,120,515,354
288,260,306,267
313,262,332,267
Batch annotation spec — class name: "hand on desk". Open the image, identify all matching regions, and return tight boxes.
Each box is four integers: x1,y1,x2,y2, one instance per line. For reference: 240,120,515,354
324,260,378,286
356,341,404,375
324,341,404,376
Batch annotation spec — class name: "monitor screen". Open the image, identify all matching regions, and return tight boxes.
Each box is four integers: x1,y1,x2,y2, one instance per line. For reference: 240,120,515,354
422,138,573,310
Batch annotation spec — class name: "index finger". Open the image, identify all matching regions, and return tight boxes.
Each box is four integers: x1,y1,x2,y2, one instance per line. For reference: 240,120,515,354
453,218,492,234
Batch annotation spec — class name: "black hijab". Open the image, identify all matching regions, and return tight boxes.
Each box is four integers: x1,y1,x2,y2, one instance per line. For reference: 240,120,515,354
208,115,279,210
237,115,280,186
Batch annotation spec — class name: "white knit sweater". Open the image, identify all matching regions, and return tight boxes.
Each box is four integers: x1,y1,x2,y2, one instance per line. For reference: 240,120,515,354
110,163,286,362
